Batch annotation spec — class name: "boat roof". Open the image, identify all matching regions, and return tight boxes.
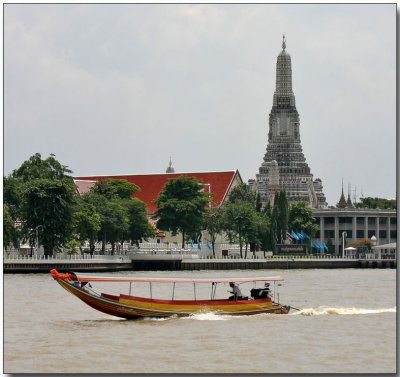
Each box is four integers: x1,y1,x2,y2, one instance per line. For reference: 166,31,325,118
70,272,284,283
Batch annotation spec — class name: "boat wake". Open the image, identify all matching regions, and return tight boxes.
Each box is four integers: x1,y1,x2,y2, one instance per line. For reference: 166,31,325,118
291,306,396,316
186,312,229,321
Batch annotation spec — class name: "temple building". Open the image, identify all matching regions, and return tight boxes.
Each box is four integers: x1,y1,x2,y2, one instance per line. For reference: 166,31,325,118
250,35,326,208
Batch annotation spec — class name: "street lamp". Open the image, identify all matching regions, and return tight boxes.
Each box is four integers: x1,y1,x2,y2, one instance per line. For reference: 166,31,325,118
342,231,347,258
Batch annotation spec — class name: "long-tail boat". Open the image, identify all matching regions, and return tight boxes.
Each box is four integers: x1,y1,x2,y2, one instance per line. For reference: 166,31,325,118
50,269,291,319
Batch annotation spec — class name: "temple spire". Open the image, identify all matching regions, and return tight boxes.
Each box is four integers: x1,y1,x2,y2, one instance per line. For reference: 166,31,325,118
282,34,286,51
166,157,175,173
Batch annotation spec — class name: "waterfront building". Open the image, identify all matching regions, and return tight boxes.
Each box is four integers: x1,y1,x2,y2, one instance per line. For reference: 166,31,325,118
75,170,242,214
250,35,326,208
313,192,397,255
75,170,243,247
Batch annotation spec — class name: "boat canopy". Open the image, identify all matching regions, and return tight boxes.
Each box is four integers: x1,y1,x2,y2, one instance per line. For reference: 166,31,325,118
68,272,284,284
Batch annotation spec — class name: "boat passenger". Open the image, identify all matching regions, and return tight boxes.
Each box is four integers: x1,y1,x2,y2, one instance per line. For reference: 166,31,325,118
229,282,247,300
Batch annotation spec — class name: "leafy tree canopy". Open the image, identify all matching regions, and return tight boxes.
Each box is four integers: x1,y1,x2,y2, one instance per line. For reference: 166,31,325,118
228,183,257,207
223,200,258,257
5,154,77,255
91,178,140,200
288,200,318,237
12,153,72,182
202,205,225,256
126,198,155,246
355,197,396,210
154,176,210,248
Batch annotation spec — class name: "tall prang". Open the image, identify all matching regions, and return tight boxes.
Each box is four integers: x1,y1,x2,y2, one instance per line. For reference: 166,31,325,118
251,35,326,208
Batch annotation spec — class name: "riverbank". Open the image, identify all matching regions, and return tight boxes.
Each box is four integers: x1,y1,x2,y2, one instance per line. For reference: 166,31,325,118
3,254,396,273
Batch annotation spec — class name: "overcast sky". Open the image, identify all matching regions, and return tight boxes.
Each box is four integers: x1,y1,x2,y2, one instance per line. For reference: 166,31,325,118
3,4,396,206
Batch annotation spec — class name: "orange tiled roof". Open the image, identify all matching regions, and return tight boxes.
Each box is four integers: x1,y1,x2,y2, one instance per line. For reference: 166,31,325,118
75,171,241,213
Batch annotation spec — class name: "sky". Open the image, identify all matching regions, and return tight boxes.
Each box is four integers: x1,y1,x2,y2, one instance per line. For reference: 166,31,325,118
3,3,397,206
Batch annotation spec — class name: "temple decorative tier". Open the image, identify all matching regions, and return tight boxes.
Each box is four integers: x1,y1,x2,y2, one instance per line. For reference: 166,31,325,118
251,35,326,208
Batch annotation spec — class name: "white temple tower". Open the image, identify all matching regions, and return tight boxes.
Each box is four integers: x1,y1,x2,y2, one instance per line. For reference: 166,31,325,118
252,35,326,208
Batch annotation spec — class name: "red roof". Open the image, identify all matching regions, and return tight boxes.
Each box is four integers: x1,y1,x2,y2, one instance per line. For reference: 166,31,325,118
75,171,241,213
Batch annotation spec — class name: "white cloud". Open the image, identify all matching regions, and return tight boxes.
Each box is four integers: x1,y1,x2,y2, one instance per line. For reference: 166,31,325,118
3,4,396,205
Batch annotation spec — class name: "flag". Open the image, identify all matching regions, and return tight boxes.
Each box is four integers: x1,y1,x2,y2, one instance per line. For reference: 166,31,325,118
206,240,212,251
291,231,299,241
197,241,202,250
301,231,310,240
286,232,293,240
296,231,303,240
189,240,194,249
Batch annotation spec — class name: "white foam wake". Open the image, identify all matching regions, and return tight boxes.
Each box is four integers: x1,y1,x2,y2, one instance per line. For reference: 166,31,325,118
292,307,396,316
186,312,229,321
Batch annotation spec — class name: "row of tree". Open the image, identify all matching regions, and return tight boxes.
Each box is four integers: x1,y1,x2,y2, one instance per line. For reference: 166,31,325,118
153,178,318,258
355,197,396,210
4,153,318,257
4,154,154,256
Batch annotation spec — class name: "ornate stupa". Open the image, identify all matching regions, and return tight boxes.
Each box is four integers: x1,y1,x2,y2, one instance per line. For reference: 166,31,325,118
166,157,175,173
251,35,326,208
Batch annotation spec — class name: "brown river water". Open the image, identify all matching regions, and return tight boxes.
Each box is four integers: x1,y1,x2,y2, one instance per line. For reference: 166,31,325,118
3,268,396,373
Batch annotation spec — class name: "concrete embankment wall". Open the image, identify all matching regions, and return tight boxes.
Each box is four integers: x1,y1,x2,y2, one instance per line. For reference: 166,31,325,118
3,261,133,273
3,258,396,273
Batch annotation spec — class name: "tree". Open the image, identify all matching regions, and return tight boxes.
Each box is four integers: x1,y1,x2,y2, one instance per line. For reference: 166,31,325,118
154,176,210,249
73,199,101,254
202,206,224,257
92,178,140,200
262,202,276,253
355,197,396,210
223,201,257,258
272,190,289,244
98,198,129,254
84,179,153,253
3,177,24,248
23,178,76,255
126,198,155,246
288,200,318,237
3,204,16,249
227,183,257,207
9,154,77,256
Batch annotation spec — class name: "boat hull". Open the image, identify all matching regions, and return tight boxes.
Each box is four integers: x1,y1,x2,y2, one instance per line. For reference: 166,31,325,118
55,278,290,319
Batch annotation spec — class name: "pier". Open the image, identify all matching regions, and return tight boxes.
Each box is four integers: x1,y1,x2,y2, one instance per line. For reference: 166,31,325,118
3,252,396,273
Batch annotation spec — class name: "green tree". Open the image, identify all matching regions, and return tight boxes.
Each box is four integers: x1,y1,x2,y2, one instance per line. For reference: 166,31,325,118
262,202,276,253
92,178,140,199
355,197,396,210
288,200,318,238
154,176,210,249
4,176,25,247
23,178,76,255
85,179,153,253
3,204,16,250
202,206,225,257
223,201,257,258
9,154,77,256
98,198,129,254
73,199,101,254
228,183,257,206
126,198,155,246
272,190,289,244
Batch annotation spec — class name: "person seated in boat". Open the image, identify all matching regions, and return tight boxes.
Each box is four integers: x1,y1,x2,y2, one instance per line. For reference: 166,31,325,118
228,282,247,300
250,283,271,299
260,283,271,298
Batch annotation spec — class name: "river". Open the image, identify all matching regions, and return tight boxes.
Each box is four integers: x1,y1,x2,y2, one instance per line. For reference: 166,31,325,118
3,268,396,373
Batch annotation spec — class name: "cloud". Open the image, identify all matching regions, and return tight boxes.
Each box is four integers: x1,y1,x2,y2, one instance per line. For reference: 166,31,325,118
3,4,396,204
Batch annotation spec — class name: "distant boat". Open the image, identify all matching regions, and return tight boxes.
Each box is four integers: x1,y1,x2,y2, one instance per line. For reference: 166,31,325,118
50,269,291,319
